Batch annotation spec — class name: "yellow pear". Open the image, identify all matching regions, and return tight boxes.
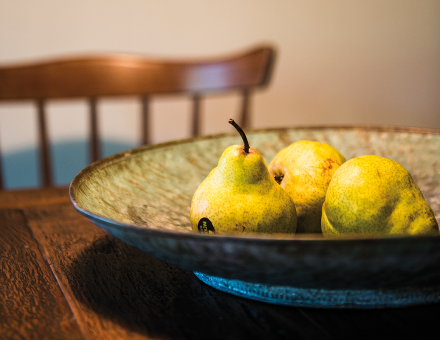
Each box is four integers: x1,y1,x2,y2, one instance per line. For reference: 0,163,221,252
268,141,345,233
322,155,439,237
190,119,297,235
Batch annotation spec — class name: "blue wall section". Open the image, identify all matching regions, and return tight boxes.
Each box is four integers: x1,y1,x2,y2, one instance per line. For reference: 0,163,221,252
2,140,136,189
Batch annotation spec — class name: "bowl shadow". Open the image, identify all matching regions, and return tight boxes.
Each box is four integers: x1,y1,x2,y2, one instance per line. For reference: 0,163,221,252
65,235,440,339
67,235,326,339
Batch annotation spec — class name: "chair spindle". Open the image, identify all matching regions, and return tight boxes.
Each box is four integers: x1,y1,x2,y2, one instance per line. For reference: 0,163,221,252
89,98,99,163
0,144,3,190
141,96,150,145
37,100,52,187
191,94,201,137
240,89,251,129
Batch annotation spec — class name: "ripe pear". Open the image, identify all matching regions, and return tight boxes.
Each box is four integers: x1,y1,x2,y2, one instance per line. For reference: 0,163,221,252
321,155,439,238
268,141,346,233
190,119,297,235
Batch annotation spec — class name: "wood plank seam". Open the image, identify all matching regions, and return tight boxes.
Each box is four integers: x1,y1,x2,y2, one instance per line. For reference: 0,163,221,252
46,262,92,340
22,210,89,340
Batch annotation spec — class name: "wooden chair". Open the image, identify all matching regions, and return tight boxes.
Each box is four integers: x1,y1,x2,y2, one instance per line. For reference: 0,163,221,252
0,45,276,189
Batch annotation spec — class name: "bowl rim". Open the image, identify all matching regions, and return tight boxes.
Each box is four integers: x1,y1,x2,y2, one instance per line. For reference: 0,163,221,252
69,124,440,244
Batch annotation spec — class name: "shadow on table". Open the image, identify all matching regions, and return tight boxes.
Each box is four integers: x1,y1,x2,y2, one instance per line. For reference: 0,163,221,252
67,235,326,340
66,236,440,340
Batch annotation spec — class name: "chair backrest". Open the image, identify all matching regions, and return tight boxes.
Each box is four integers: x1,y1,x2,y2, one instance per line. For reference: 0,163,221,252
0,45,276,189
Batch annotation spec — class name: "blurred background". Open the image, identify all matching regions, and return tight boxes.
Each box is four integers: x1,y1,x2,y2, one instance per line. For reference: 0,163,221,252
0,0,439,188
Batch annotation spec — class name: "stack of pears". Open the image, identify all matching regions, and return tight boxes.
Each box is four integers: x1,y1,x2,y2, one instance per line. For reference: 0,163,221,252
190,121,438,237
190,119,297,235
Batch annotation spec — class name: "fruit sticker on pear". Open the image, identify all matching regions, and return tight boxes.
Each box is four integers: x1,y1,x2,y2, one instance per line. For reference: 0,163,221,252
198,217,215,234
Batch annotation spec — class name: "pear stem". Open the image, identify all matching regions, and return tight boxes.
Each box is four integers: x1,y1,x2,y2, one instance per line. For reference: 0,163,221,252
228,119,250,153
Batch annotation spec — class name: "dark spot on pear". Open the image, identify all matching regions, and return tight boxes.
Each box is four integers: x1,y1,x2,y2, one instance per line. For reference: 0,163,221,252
320,159,336,178
431,219,439,230
274,175,284,184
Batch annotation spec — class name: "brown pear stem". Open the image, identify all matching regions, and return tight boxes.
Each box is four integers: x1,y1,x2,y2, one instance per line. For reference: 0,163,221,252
228,118,250,153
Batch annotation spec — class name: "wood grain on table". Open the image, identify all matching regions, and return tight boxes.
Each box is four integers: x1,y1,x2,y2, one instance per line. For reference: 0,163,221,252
0,208,82,340
1,187,440,340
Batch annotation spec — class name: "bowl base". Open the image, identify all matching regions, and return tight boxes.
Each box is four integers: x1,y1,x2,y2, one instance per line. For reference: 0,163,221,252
194,272,440,309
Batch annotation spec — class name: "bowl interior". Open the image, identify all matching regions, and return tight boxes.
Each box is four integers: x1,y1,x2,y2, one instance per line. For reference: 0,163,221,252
71,126,440,233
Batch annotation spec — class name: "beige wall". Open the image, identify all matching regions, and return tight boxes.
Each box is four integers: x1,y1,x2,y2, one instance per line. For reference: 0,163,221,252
1,0,439,152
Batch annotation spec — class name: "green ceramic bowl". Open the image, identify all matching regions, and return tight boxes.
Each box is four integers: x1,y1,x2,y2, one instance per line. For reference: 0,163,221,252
70,126,440,308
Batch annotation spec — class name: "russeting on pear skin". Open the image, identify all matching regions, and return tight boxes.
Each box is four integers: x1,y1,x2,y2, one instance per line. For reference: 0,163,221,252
268,141,346,234
322,155,439,238
190,119,297,235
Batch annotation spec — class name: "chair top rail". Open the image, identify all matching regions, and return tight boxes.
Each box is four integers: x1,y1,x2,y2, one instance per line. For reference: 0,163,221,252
0,45,275,100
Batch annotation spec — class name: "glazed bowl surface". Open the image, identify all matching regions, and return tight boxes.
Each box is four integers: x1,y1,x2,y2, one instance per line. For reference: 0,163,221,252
70,126,440,290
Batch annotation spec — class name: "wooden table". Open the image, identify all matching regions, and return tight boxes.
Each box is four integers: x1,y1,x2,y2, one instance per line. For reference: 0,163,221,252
1,187,440,339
